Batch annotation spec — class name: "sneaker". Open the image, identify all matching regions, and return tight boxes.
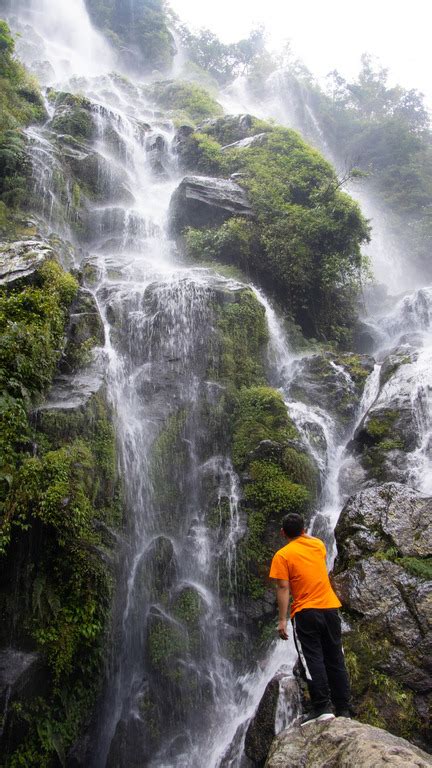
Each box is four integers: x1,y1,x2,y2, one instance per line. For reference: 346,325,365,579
300,709,335,727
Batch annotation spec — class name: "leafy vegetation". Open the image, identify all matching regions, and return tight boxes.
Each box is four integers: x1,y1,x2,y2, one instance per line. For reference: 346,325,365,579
148,80,223,124
0,249,121,764
176,24,266,86
344,622,420,742
184,123,370,346
0,20,45,210
85,0,174,72
208,291,315,609
257,54,432,281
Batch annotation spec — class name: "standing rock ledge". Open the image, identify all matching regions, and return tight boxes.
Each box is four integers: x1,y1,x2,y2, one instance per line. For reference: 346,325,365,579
265,718,432,767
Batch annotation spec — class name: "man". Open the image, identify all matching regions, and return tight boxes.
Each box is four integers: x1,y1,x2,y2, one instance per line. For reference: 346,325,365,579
269,511,351,726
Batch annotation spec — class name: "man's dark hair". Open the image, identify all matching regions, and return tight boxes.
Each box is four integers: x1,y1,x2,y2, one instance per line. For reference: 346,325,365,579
282,512,304,538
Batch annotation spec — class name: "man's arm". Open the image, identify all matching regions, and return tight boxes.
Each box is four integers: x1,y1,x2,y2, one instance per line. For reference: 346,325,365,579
276,579,290,640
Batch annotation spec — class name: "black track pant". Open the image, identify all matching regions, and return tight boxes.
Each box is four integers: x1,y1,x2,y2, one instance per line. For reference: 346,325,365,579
292,607,350,712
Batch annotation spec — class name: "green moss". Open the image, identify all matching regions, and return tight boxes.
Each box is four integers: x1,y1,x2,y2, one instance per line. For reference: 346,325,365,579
51,106,95,140
232,387,297,469
361,409,405,480
147,617,188,675
245,461,310,518
366,410,398,440
182,123,370,345
148,80,223,123
373,549,432,581
212,288,268,390
201,115,273,145
344,623,420,741
179,131,227,174
0,22,45,208
0,242,121,764
150,409,188,513
337,354,371,384
0,259,78,503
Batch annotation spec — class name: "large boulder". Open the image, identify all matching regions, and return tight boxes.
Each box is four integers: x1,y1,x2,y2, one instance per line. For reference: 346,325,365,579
0,238,53,286
349,345,423,484
335,483,432,564
0,650,47,755
245,670,301,767
333,483,432,748
289,352,374,435
169,175,253,234
265,718,432,768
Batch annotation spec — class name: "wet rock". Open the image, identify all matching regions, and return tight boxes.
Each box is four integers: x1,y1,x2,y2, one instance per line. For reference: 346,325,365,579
169,175,253,234
135,536,178,598
62,288,105,371
106,714,154,768
61,143,135,205
200,114,255,144
289,352,374,433
335,558,431,688
145,133,169,177
245,670,301,767
33,362,106,448
221,133,269,151
333,483,432,748
172,124,195,168
265,717,432,767
335,483,432,564
0,238,53,286
0,649,47,754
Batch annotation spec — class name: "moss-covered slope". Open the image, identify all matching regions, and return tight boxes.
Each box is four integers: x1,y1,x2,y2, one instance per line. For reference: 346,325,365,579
172,116,370,347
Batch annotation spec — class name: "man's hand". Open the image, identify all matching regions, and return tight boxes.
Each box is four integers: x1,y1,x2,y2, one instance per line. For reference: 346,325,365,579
276,579,290,639
277,618,288,640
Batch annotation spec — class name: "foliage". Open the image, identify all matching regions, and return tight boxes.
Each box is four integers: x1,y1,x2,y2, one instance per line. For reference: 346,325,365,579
150,409,188,513
0,246,120,764
212,289,268,390
183,123,369,344
343,622,420,742
148,80,223,123
177,24,266,85
275,54,432,278
0,260,78,503
0,20,45,207
245,460,310,519
85,0,174,72
232,386,296,468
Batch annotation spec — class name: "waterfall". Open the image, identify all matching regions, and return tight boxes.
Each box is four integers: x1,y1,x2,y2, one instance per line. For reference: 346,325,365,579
4,1,432,765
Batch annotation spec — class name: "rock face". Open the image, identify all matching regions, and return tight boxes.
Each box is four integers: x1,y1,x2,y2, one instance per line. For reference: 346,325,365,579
0,238,53,285
335,483,432,561
289,352,374,434
0,650,47,755
333,483,432,748
169,175,253,234
350,345,421,484
265,718,432,768
245,671,301,767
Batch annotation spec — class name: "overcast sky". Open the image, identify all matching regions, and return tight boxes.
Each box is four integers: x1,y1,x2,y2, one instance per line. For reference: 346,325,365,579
169,0,432,105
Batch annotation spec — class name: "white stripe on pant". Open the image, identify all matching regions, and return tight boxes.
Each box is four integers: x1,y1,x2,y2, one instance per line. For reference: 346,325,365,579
292,615,312,681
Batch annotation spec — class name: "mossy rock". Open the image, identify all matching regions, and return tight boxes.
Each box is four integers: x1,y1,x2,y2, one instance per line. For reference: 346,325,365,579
200,114,272,146
136,536,178,599
232,387,298,469
343,621,421,743
147,80,223,123
212,288,268,390
146,613,189,679
51,103,95,141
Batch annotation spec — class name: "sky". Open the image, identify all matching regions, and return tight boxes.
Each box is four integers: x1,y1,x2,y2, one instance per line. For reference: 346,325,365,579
169,0,432,106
